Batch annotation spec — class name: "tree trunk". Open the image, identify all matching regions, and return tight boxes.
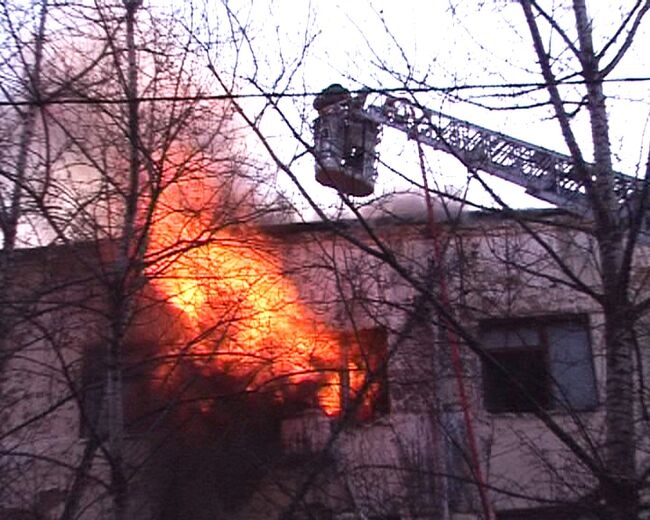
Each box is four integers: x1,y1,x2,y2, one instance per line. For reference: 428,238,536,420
105,3,142,519
572,0,639,516
601,302,638,519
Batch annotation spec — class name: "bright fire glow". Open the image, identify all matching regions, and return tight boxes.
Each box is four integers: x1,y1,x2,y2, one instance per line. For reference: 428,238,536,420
145,162,346,415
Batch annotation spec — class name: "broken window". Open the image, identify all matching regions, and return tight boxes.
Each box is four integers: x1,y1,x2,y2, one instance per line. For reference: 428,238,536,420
80,327,391,438
481,316,597,413
338,327,389,422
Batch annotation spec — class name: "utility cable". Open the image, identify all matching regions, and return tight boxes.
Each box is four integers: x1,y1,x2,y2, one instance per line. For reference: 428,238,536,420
0,76,649,107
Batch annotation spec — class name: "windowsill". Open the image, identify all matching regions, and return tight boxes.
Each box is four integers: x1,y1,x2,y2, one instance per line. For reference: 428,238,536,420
485,404,601,419
334,412,391,430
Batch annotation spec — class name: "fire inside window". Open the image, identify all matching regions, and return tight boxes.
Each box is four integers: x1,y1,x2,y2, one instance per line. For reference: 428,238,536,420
480,316,597,414
335,327,389,422
80,326,390,438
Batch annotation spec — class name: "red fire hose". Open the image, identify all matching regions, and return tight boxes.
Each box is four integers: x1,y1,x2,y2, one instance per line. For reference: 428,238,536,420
417,143,493,520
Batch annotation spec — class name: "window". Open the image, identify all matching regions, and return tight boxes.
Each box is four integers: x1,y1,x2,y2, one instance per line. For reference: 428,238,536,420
81,328,390,438
80,341,175,438
481,316,597,413
79,343,107,439
338,327,389,422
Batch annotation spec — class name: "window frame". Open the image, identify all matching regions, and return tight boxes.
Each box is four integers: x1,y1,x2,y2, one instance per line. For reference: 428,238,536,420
336,326,390,423
480,314,598,415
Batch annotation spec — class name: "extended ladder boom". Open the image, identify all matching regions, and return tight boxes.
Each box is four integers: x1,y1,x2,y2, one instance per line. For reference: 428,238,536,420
312,85,647,240
365,96,644,223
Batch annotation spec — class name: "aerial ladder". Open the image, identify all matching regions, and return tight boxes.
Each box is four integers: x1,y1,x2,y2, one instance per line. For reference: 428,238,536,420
312,84,648,240
311,84,648,520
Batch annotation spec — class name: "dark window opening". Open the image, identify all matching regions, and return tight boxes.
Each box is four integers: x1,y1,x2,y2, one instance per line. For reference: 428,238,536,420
122,346,170,434
481,316,597,414
80,342,175,438
483,347,549,413
79,343,107,439
338,327,389,422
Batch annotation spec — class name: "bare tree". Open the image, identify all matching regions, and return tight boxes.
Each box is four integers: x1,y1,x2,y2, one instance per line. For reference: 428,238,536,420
0,1,282,519
3,1,650,520
200,1,650,519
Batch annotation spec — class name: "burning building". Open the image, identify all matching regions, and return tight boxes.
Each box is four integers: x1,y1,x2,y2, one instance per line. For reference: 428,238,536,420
0,192,642,519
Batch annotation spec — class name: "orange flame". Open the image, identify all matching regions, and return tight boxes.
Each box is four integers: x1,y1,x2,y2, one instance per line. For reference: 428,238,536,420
145,158,344,415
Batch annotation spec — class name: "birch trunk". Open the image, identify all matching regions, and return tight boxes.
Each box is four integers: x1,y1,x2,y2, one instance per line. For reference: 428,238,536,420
572,1,638,516
106,3,142,519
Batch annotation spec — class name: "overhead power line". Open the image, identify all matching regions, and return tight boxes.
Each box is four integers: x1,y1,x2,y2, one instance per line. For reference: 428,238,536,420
1,77,649,108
